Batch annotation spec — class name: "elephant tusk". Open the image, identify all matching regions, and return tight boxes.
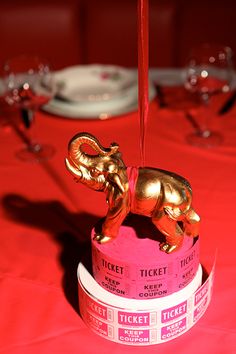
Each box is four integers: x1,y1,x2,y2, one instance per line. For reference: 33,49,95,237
109,173,125,194
65,158,82,179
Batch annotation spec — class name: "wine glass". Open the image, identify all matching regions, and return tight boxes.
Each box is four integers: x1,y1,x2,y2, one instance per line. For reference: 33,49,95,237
185,43,234,148
2,55,55,161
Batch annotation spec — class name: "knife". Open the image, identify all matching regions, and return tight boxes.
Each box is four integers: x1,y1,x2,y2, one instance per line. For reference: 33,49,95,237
218,90,236,115
155,84,167,108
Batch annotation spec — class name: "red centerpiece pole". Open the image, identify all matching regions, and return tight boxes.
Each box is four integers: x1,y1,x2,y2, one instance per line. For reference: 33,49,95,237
137,0,149,167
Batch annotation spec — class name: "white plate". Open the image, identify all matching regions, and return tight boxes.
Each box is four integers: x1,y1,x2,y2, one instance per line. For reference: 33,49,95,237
54,64,137,103
43,65,156,119
149,68,187,86
150,68,236,88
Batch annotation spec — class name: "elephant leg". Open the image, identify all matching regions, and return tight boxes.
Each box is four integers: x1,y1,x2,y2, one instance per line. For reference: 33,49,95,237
183,208,200,237
152,210,184,253
95,197,129,244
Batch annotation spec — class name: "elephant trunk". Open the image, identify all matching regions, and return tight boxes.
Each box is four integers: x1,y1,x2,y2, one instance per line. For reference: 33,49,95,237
65,158,82,179
67,132,119,168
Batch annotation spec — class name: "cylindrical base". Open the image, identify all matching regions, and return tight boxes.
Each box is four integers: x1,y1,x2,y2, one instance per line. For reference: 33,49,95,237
92,225,199,299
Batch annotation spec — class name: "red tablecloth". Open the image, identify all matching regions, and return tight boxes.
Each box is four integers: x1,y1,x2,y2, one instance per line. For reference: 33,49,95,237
0,92,236,353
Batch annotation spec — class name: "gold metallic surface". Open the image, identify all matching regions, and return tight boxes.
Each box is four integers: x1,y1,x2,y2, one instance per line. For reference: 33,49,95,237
65,132,200,253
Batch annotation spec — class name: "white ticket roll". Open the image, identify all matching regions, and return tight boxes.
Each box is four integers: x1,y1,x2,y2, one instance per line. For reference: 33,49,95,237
78,262,214,345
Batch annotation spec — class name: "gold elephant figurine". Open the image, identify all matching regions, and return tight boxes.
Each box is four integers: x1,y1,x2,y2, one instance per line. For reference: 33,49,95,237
65,132,200,253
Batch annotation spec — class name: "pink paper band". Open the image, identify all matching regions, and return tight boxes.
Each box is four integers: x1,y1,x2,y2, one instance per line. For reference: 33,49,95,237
92,225,199,299
78,261,214,345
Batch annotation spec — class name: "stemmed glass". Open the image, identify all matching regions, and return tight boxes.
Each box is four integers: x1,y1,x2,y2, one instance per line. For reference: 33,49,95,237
3,55,55,161
185,44,234,148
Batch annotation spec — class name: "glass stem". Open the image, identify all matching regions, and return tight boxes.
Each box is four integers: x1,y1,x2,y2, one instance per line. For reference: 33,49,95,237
201,93,211,137
21,108,41,152
12,109,41,153
21,108,34,128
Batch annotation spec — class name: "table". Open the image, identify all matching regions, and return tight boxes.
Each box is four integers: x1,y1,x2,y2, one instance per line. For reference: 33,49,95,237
0,82,236,354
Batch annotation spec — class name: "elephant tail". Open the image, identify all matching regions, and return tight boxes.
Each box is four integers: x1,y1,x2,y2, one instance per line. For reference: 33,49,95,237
184,208,201,237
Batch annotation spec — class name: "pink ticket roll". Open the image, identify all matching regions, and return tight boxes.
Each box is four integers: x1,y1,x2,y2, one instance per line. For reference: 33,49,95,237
78,261,214,345
92,225,199,299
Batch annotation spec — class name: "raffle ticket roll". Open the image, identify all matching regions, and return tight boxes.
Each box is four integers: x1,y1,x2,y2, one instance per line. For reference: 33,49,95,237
78,262,215,345
92,226,200,299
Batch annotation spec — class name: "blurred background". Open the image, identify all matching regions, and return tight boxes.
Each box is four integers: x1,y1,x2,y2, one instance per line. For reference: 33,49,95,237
0,0,236,71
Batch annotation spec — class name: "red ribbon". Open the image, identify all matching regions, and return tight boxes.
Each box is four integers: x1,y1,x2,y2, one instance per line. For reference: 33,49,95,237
127,166,139,211
137,0,149,167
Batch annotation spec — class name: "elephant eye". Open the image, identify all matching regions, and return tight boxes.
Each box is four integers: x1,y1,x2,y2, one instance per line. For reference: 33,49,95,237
90,169,100,177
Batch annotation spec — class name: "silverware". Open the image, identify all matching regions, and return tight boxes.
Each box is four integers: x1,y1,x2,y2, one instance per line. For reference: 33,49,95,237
54,94,73,103
155,84,167,108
